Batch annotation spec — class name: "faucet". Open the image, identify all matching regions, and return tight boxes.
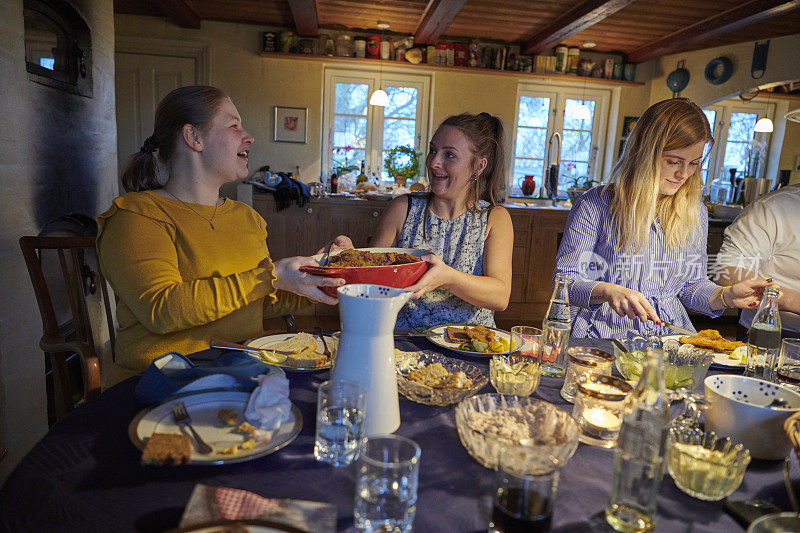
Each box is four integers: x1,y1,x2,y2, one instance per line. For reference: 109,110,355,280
545,132,561,204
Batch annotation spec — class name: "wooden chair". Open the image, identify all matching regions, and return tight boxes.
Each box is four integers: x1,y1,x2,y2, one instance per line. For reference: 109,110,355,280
19,236,114,419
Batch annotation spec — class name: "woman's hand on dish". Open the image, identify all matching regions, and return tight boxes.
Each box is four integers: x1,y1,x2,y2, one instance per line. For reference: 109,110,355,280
272,256,344,305
594,282,661,323
316,235,354,256
404,254,455,299
726,278,777,309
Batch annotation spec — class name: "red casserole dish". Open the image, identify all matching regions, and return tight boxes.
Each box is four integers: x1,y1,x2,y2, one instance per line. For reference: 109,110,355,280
299,247,430,297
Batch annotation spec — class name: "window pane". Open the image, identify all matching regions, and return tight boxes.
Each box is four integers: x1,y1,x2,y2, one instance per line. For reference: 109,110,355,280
728,112,757,142
563,99,595,130
561,130,592,162
701,109,717,184
723,142,750,171
518,96,551,127
385,86,417,119
515,127,547,159
333,115,367,149
332,148,365,171
383,118,415,150
335,83,368,115
513,158,545,184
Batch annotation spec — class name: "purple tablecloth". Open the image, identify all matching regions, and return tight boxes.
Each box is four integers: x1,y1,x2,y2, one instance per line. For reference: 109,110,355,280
0,338,794,532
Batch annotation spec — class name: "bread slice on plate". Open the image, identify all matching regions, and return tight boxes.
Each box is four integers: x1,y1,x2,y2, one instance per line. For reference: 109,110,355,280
285,350,327,368
141,433,192,465
265,332,317,354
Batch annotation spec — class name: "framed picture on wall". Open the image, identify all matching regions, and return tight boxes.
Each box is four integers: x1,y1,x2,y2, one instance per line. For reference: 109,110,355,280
274,106,307,143
621,116,639,138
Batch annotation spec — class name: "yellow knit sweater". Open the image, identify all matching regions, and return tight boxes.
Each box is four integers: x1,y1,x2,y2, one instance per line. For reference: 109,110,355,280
96,190,307,385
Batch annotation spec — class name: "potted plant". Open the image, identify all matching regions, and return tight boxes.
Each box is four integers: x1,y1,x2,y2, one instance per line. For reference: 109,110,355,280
567,176,598,203
383,145,421,188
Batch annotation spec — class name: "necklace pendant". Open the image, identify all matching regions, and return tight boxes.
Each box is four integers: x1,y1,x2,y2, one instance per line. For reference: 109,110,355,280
209,221,215,230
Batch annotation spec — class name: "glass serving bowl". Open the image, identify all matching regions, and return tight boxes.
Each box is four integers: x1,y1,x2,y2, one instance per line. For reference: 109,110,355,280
395,350,487,406
667,425,751,501
489,354,542,396
454,394,579,471
613,335,714,390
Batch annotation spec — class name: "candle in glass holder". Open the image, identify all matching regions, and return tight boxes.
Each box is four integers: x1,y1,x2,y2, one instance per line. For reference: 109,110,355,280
572,374,632,448
560,347,614,402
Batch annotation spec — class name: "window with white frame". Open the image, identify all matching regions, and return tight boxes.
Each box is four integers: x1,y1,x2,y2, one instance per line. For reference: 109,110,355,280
702,99,774,187
512,84,609,195
323,69,430,184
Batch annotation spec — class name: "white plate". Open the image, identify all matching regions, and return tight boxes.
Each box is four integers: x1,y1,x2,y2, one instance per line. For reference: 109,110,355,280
425,324,513,357
128,391,302,465
246,333,336,372
661,334,745,370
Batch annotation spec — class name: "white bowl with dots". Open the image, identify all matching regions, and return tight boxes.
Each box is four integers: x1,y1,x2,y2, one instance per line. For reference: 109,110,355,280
704,375,800,460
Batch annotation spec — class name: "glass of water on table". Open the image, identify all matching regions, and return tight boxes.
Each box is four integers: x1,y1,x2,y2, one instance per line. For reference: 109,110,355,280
776,339,800,389
314,379,366,467
354,435,421,532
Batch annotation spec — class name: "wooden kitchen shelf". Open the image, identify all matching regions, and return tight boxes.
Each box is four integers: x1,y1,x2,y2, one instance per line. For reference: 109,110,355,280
259,51,645,88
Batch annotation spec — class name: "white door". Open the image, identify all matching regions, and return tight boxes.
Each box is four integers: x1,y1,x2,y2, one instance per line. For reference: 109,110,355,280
114,52,196,194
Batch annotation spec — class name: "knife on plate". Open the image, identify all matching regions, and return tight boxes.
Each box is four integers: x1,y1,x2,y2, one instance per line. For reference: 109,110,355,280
657,321,694,336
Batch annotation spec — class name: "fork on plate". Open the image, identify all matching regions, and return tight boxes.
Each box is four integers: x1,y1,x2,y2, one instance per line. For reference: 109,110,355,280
172,401,213,454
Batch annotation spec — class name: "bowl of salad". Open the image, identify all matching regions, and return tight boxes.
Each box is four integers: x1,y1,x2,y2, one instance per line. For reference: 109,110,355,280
613,335,713,390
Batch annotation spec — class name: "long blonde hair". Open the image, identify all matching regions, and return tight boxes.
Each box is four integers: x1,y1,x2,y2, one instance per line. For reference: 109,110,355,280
606,98,713,252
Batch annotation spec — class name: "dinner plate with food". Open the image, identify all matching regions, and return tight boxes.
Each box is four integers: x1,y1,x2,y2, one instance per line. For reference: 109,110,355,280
245,332,336,372
128,390,303,465
670,329,747,370
299,247,430,297
425,324,514,356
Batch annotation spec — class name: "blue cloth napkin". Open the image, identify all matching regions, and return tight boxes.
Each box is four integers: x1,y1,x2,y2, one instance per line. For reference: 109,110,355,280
135,351,280,404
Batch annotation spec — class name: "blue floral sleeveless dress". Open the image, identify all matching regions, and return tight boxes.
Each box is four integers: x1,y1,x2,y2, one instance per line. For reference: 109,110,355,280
395,195,496,329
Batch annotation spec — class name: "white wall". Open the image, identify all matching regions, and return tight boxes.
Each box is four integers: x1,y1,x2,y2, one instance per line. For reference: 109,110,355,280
0,0,118,482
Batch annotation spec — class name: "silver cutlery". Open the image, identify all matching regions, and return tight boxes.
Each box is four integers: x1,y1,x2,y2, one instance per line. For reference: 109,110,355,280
172,401,213,454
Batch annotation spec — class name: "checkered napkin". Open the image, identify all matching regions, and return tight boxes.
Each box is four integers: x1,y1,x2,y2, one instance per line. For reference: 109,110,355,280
214,486,279,519
180,484,336,532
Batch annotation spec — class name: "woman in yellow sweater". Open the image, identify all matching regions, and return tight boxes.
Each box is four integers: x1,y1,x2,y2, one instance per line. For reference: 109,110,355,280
97,86,348,386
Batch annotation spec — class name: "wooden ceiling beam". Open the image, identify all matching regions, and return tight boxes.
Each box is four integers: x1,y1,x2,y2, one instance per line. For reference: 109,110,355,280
522,0,638,55
288,0,319,36
628,0,800,63
160,0,201,29
414,0,469,45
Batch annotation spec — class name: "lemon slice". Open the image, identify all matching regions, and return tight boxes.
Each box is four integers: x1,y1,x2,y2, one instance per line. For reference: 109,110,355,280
259,349,288,364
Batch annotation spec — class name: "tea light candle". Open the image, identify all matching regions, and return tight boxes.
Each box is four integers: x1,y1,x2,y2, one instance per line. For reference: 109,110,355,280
581,407,621,436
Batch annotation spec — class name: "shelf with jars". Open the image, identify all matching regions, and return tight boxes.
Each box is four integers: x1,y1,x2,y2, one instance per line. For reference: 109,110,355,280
257,51,644,88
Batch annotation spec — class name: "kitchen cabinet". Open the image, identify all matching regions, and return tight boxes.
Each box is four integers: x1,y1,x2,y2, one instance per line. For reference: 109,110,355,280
253,192,570,326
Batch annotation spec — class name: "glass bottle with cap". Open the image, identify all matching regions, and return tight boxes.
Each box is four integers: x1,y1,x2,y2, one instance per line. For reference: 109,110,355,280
606,337,670,533
747,286,781,379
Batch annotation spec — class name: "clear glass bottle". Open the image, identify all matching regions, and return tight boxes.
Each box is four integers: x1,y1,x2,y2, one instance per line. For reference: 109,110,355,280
606,337,670,533
540,273,572,377
747,286,782,380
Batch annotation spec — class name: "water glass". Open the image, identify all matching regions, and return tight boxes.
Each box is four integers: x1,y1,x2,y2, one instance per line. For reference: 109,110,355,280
540,322,570,378
490,449,559,533
776,339,800,389
510,326,541,359
314,379,366,467
354,435,421,533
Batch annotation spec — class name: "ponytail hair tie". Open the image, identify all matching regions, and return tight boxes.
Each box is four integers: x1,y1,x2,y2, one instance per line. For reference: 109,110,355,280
141,136,158,154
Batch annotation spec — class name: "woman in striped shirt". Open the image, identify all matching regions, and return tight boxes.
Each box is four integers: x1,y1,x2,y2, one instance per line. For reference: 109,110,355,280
555,98,769,338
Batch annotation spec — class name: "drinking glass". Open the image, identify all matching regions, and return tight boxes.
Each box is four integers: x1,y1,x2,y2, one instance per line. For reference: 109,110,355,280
560,347,614,402
354,435,421,533
489,449,559,533
539,322,570,378
314,379,366,467
511,326,542,360
776,339,800,389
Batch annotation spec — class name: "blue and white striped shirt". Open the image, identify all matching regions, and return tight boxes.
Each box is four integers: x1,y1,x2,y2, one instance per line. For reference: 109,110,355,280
555,187,722,339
